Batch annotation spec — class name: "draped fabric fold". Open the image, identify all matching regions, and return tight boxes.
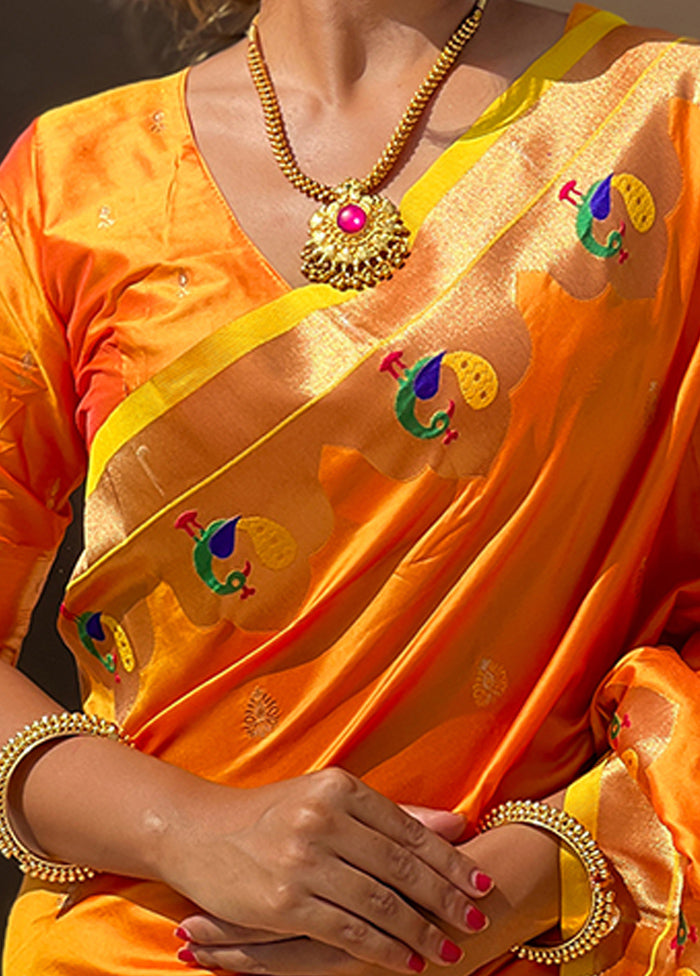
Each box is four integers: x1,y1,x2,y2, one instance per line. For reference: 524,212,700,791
562,646,700,975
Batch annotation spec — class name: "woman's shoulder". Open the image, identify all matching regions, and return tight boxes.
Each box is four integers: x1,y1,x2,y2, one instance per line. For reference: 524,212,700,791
0,69,190,213
42,69,185,138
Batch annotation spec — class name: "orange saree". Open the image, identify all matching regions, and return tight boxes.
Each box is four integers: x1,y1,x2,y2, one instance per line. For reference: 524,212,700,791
2,6,700,974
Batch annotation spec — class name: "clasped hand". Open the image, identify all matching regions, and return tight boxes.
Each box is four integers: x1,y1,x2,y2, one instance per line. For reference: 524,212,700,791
166,770,560,974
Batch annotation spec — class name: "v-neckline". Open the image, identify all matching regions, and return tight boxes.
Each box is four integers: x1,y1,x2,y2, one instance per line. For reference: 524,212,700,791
178,5,624,295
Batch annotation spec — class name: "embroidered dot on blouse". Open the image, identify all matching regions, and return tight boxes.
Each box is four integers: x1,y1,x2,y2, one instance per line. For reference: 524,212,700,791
177,270,190,298
98,205,115,229
150,110,166,134
0,210,8,238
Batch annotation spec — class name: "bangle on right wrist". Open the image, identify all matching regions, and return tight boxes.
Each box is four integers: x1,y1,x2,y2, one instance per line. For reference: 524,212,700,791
480,799,619,966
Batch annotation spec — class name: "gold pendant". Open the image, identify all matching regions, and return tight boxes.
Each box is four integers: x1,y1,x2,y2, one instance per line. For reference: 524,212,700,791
301,179,411,291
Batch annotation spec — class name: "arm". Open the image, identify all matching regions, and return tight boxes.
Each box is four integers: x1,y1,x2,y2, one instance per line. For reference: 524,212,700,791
1,656,216,883
3,655,497,973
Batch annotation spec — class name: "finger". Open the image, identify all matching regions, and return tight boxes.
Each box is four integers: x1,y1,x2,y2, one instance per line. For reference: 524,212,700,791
312,858,468,967
286,895,430,973
400,805,466,844
177,914,288,946
181,937,363,975
327,771,490,899
332,817,492,934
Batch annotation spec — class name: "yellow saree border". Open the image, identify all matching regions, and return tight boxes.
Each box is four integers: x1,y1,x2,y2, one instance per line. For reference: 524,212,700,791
86,8,624,498
562,759,685,976
641,849,683,976
561,762,604,948
400,7,626,229
86,285,346,495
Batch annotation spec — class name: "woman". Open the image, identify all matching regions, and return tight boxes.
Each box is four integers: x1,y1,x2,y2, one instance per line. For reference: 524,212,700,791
1,0,700,972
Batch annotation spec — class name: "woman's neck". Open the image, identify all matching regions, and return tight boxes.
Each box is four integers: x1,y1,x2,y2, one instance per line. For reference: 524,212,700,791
255,0,510,105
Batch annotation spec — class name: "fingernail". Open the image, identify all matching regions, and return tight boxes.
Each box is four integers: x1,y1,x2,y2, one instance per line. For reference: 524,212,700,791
174,927,191,941
465,906,488,931
177,947,197,964
439,939,463,963
471,869,494,894
409,953,426,972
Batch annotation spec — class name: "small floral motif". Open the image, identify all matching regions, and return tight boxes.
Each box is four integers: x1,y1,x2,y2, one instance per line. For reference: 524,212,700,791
0,209,8,239
244,687,281,739
472,658,508,709
671,910,698,963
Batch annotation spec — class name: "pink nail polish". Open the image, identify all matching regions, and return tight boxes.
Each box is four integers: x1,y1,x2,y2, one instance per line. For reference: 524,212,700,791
409,953,426,972
177,947,197,964
465,906,488,931
471,870,494,894
174,927,191,942
439,939,463,963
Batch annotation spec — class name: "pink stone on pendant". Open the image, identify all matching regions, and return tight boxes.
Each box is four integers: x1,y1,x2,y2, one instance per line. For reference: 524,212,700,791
337,203,368,234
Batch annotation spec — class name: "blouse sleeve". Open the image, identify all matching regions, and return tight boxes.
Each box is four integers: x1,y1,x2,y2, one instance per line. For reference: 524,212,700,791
0,123,86,666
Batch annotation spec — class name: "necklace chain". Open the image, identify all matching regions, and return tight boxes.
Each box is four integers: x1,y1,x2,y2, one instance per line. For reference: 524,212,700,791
247,0,490,205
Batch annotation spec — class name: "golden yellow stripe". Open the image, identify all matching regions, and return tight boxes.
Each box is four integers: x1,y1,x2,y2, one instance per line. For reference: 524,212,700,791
86,9,623,498
563,759,683,976
642,848,683,976
402,9,626,231
86,284,349,494
561,760,604,960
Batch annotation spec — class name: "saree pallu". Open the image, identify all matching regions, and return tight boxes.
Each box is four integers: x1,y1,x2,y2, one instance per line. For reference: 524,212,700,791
3,6,700,974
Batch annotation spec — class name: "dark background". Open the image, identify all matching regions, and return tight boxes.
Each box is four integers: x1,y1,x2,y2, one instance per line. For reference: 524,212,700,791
0,0,175,952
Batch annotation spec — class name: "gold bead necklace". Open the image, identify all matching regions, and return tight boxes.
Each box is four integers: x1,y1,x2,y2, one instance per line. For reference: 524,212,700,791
247,0,490,291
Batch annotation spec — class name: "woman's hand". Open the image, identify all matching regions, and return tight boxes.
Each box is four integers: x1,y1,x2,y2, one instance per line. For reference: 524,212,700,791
172,803,560,975
163,775,494,973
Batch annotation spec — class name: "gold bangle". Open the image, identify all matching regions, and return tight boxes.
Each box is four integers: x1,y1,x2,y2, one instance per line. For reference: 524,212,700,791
479,799,619,965
0,712,131,884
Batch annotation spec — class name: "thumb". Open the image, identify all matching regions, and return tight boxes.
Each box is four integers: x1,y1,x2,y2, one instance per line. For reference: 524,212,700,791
401,804,466,842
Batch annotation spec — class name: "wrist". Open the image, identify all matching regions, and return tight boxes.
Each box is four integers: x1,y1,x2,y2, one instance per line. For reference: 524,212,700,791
13,731,226,884
151,773,228,889
153,773,267,899
467,821,560,932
